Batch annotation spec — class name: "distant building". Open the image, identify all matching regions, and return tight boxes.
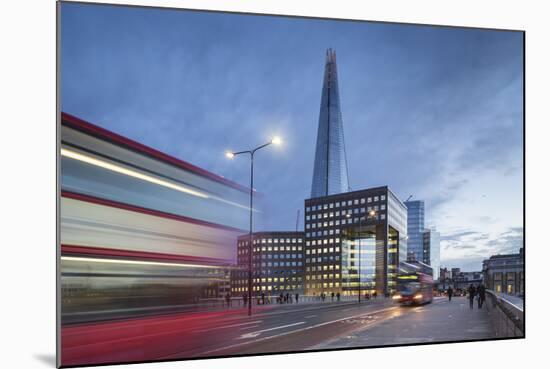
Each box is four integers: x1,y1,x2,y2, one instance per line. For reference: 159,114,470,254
231,232,304,296
423,228,441,280
451,267,461,279
482,248,524,295
453,271,483,290
304,186,407,296
404,200,425,262
310,49,350,198
440,267,451,281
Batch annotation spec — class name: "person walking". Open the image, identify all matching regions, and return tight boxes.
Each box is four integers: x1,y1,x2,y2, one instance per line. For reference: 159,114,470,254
447,286,453,302
336,292,340,302
295,293,299,304
477,284,486,309
331,292,335,302
242,293,247,308
225,292,231,308
261,292,265,305
468,284,476,309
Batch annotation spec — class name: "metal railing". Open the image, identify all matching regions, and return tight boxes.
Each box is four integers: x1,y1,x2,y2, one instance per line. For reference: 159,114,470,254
197,293,389,309
485,290,524,338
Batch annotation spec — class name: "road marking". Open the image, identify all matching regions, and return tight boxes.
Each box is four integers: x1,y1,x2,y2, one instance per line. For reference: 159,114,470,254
305,315,317,319
240,324,260,330
201,306,397,355
193,320,263,333
238,322,306,339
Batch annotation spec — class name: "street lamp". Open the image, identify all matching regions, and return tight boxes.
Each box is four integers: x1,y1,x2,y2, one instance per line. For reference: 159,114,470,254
225,136,282,316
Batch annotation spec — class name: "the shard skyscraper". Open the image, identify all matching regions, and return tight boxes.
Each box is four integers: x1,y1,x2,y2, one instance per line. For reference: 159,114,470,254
310,49,350,198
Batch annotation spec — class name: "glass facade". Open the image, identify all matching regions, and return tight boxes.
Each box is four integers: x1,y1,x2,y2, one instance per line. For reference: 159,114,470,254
341,226,379,295
423,228,441,280
404,200,425,262
311,49,350,198
304,187,407,296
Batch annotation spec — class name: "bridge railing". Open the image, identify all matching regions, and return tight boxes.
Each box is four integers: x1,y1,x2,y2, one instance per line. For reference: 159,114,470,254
485,290,524,338
199,293,383,308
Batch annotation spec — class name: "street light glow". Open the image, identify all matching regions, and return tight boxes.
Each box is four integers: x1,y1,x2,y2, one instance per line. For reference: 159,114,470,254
225,151,235,159
271,136,282,145
369,210,376,217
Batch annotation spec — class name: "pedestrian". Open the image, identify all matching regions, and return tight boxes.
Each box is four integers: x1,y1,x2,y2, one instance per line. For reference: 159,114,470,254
477,284,486,309
331,292,335,301
468,284,476,309
336,292,340,302
295,293,299,304
225,292,231,308
279,293,284,304
286,292,290,304
447,286,453,301
243,293,248,308
373,291,377,299
261,292,265,305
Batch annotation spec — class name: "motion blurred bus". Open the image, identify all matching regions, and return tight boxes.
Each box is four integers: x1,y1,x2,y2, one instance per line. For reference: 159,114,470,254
60,113,250,324
393,260,434,305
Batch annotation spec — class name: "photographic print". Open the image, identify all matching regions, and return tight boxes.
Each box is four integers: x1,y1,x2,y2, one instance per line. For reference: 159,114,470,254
58,1,524,367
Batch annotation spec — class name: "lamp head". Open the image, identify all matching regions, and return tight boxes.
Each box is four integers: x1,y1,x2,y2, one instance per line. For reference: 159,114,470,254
225,151,235,159
271,136,282,146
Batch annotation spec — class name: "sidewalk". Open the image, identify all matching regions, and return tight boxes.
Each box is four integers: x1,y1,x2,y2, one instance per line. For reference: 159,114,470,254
313,296,496,349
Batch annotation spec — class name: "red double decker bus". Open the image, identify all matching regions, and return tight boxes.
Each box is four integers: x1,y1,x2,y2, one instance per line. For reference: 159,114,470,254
393,261,434,305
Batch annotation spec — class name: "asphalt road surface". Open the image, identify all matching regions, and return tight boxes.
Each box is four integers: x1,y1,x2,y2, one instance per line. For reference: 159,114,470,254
62,296,499,366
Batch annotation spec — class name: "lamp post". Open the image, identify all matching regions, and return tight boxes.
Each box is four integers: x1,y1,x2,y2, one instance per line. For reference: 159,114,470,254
225,136,281,316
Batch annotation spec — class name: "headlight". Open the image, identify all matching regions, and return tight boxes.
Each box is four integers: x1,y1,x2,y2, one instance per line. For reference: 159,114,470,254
414,294,423,299
392,295,401,300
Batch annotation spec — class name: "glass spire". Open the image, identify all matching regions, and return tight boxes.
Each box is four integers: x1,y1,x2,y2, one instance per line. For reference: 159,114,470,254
310,49,350,198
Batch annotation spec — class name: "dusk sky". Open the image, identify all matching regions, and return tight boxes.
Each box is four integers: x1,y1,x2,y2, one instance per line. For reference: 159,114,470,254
61,3,524,271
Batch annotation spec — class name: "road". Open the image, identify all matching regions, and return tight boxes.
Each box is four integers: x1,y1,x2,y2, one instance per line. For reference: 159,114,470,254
62,296,498,367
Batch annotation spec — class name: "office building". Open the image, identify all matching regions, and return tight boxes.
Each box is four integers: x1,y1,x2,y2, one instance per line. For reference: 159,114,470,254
231,232,304,295
304,186,407,296
404,200,425,262
423,228,441,280
310,49,350,198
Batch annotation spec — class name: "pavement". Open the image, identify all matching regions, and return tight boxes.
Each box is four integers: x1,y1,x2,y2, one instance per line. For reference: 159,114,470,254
311,296,497,350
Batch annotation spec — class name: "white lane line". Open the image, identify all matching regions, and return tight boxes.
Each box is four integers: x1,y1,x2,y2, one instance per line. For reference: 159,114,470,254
305,315,317,319
201,306,397,355
238,322,306,339
240,324,260,330
193,320,263,333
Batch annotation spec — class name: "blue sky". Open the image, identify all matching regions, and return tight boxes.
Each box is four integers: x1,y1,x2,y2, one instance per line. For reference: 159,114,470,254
61,3,524,271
